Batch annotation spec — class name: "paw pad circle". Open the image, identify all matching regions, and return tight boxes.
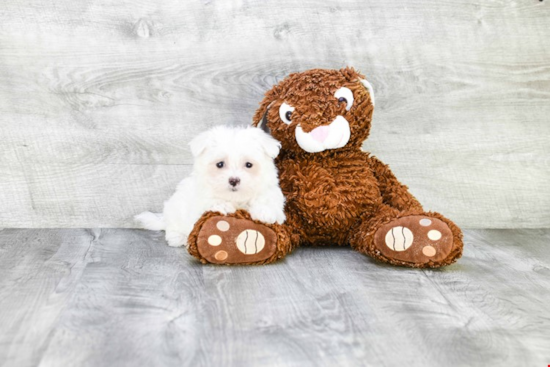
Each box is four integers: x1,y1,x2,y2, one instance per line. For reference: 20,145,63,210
215,250,228,261
422,246,436,257
428,230,442,241
216,220,230,231
385,226,414,251
236,229,265,255
207,235,222,246
419,218,432,226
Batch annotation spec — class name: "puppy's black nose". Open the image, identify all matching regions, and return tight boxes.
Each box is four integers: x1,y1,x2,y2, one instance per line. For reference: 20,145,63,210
228,177,241,187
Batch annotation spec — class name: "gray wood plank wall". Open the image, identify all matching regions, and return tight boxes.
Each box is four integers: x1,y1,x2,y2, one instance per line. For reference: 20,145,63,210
0,0,549,228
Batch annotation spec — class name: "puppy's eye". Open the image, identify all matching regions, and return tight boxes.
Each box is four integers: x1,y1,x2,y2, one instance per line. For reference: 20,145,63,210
279,102,295,125
245,162,253,168
334,87,354,111
216,162,224,168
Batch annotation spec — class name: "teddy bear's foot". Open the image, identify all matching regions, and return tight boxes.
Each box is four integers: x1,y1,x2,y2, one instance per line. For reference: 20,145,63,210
373,215,456,267
196,216,278,264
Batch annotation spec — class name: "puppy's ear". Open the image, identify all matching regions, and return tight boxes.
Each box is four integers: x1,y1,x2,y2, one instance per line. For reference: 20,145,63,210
189,130,211,157
249,128,281,159
262,133,281,159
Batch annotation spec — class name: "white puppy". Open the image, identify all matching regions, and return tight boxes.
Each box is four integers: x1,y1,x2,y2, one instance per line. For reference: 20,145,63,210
135,126,286,247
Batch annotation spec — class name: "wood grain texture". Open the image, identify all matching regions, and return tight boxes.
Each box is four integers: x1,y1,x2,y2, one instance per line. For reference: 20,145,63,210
0,0,549,228
0,228,549,366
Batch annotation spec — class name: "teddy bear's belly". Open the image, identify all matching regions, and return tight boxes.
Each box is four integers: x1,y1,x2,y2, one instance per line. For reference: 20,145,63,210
281,161,382,245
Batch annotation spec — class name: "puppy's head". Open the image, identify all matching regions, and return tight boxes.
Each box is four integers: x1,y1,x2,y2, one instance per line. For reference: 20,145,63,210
253,67,375,154
189,126,281,200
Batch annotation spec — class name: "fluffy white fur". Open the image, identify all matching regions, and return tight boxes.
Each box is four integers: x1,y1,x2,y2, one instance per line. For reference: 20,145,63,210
135,126,286,247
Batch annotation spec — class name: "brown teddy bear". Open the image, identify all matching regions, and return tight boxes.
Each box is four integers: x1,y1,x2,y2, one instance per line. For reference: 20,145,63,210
188,67,463,268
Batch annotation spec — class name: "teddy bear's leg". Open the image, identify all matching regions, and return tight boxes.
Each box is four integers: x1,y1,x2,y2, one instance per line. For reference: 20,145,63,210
349,204,463,268
187,210,296,265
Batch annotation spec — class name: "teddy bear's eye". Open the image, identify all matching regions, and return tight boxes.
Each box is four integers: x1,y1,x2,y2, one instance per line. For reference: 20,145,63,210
334,87,354,111
279,102,295,125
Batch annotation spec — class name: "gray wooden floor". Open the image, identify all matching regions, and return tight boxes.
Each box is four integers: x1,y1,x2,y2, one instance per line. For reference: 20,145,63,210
0,229,549,367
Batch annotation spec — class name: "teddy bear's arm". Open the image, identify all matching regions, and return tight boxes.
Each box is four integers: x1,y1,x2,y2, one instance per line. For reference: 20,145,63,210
367,155,423,212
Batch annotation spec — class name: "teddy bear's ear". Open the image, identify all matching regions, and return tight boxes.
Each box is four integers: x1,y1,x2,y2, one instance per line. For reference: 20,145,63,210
253,84,283,129
255,100,276,134
359,79,376,107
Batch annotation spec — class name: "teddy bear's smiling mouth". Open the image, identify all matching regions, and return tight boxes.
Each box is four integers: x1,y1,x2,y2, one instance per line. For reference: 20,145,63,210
295,115,351,153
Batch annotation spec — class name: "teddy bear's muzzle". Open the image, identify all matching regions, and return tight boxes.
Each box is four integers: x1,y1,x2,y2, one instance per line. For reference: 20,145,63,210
295,115,351,153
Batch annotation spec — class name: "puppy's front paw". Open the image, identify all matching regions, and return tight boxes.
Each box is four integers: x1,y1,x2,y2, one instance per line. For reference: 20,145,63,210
166,231,188,247
211,203,237,215
249,206,283,225
275,211,286,225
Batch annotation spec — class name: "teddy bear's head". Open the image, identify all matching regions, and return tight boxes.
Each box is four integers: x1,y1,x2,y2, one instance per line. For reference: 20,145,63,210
253,67,375,155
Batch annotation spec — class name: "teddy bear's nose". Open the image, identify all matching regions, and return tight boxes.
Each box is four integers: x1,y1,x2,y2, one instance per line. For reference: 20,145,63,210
309,125,330,142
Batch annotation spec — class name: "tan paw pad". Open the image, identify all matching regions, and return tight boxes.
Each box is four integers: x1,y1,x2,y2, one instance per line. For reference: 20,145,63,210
374,215,453,264
197,217,277,264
